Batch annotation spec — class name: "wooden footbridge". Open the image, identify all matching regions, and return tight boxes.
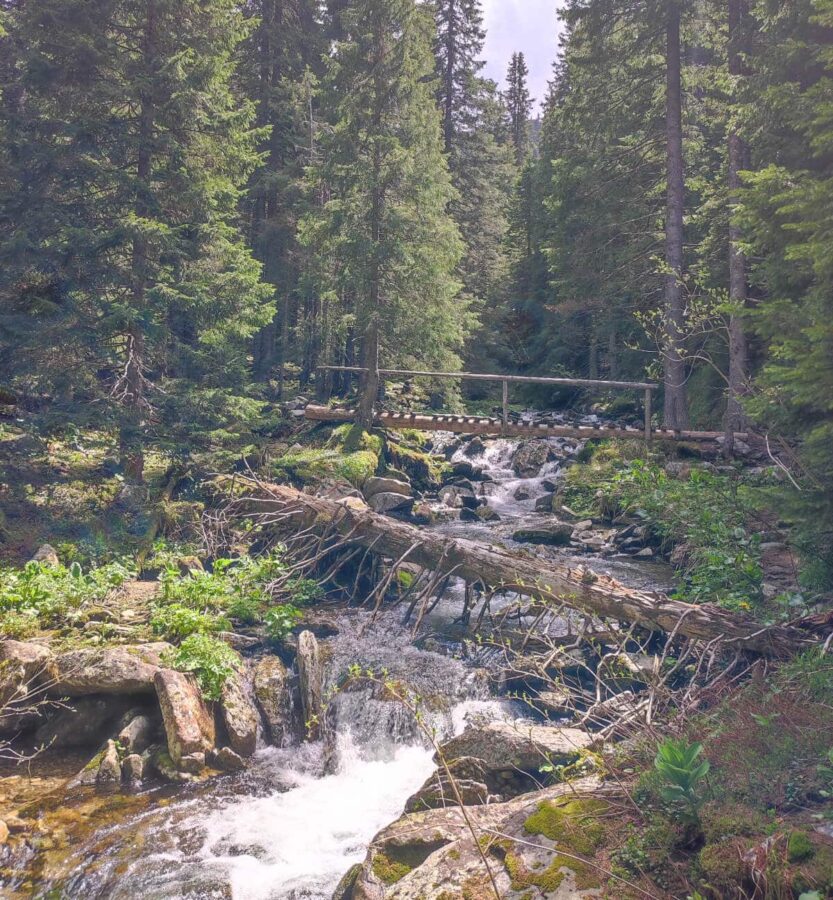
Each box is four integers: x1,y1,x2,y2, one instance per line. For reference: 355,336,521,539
307,366,747,445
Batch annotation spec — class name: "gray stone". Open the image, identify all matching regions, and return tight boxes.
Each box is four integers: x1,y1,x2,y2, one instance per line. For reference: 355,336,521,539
439,721,592,775
297,631,323,740
512,440,553,478
406,757,491,812
209,746,247,773
96,739,122,789
118,713,159,755
35,696,138,750
0,640,52,709
154,669,215,767
512,524,573,547
31,544,60,567
253,655,294,746
368,492,414,515
534,494,554,512
179,751,206,774
47,645,172,696
220,670,259,757
121,753,144,782
363,476,412,500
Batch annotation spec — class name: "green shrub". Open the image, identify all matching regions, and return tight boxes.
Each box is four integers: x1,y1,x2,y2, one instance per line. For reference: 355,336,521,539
150,603,229,641
264,604,302,643
162,634,240,701
0,560,134,627
288,577,324,606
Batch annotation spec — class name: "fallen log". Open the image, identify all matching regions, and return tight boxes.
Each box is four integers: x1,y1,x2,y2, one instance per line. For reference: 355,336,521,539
229,479,817,657
304,404,747,445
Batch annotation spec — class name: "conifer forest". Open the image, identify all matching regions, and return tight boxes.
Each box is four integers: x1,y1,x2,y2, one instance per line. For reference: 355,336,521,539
0,2,832,898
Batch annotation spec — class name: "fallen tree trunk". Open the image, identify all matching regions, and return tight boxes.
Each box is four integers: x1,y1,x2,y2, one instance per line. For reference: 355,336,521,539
230,479,817,657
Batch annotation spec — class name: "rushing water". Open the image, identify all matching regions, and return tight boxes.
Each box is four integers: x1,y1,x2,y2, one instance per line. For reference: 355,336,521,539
8,428,672,898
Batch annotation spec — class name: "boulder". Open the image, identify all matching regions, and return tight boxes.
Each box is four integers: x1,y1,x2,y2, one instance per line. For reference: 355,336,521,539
154,670,215,768
333,864,362,900
118,712,159,755
368,492,414,515
0,640,52,708
297,631,323,740
462,436,486,458
512,440,553,478
96,739,122,789
513,487,531,501
352,777,604,899
532,688,575,718
209,746,246,773
439,721,592,776
474,505,500,522
0,820,8,845
148,747,194,784
409,501,435,526
31,544,60,568
253,655,295,745
512,524,573,547
220,670,259,757
121,753,144,783
534,493,554,512
363,477,412,500
449,460,479,480
47,645,172,696
405,757,491,812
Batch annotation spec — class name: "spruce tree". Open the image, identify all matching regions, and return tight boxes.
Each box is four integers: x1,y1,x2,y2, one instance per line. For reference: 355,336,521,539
505,51,533,165
0,0,269,479
302,0,465,427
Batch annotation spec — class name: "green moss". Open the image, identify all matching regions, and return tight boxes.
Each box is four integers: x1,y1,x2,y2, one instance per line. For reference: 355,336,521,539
701,801,768,844
788,830,815,863
387,442,447,490
523,796,608,856
327,424,384,457
272,447,378,488
698,841,748,891
371,851,412,885
791,843,833,895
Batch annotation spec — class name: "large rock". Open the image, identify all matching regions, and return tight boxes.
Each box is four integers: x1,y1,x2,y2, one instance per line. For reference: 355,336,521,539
220,670,259,757
439,721,592,776
154,669,215,768
31,544,60,567
297,631,323,741
0,640,52,707
512,524,573,547
512,440,553,478
406,757,491,812
352,777,604,899
118,712,160,755
253,655,294,746
47,645,172,696
363,477,412,500
368,492,414,515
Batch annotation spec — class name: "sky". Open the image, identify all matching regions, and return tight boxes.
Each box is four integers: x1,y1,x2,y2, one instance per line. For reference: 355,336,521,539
481,0,565,113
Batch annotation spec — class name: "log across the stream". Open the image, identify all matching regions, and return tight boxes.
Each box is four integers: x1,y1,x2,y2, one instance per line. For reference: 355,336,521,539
233,479,816,657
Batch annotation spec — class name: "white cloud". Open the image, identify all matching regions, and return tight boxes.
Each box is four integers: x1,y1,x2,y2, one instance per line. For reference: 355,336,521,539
481,0,566,112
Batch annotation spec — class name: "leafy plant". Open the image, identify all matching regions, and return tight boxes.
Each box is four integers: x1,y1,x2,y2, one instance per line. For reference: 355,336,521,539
150,603,229,642
654,738,710,823
264,604,302,643
287,577,324,606
162,634,240,701
0,559,134,627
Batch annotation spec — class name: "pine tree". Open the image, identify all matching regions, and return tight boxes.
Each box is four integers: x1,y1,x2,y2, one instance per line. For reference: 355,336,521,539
302,0,466,427
0,0,270,479
433,0,514,373
505,51,533,165
238,0,325,394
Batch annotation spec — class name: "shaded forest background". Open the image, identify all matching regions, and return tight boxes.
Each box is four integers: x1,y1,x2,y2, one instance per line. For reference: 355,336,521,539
0,0,831,583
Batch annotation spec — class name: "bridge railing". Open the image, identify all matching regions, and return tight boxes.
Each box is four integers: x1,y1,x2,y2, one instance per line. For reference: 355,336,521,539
317,366,658,441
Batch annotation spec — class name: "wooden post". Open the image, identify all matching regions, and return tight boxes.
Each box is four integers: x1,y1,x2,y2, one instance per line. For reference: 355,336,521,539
645,388,653,443
502,380,509,434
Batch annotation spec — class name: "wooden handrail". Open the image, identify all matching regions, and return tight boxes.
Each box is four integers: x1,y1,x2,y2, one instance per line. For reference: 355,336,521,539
318,365,657,441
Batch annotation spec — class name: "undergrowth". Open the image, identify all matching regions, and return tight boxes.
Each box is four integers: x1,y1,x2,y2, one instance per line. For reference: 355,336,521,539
564,443,766,612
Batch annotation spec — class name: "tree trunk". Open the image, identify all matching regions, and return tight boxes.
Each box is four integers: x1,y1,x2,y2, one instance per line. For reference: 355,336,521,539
726,0,750,453
230,480,817,657
122,0,157,483
663,1,690,430
357,13,385,430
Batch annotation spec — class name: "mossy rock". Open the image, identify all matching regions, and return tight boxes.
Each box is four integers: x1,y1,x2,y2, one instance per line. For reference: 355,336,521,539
272,448,378,489
371,851,412,885
327,424,384,457
387,442,447,491
788,830,815,863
